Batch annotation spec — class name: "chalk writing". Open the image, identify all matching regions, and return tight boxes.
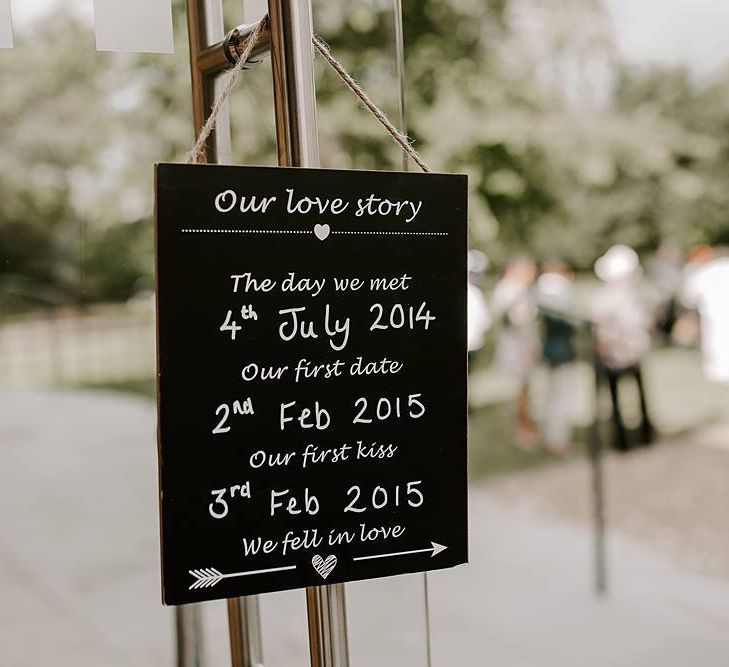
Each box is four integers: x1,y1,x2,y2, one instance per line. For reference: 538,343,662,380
155,163,467,605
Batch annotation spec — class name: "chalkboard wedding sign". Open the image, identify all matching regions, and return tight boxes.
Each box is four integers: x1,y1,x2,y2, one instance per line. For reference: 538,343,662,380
155,163,467,605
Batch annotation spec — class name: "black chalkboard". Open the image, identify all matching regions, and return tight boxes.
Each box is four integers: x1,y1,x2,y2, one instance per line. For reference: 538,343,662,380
155,163,468,605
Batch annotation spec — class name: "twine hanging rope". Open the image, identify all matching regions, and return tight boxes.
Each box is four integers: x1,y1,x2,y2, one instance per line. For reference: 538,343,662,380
312,37,430,173
187,21,431,173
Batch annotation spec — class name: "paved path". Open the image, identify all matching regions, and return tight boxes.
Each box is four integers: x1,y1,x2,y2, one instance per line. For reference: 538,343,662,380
489,425,729,580
2,389,728,666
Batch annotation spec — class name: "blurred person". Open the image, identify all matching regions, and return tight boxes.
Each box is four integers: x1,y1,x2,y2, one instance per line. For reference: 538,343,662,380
492,256,540,447
467,249,492,364
536,259,578,455
591,245,654,451
646,240,684,342
682,246,729,383
670,244,712,347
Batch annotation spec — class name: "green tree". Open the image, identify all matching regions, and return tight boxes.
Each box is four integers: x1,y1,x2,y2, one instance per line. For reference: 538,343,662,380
3,0,729,316
0,10,190,313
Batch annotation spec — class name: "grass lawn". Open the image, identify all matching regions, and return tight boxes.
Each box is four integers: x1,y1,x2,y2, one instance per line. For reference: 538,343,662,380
82,378,156,399
468,345,729,480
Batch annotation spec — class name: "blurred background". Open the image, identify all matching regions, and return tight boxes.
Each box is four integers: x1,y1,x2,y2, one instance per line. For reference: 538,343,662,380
2,0,729,665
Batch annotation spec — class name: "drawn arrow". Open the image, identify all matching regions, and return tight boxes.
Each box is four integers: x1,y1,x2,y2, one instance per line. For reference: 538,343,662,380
188,564,296,590
353,542,447,563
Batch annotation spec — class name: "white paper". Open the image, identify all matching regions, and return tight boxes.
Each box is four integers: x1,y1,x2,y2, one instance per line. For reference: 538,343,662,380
93,0,174,53
0,0,13,49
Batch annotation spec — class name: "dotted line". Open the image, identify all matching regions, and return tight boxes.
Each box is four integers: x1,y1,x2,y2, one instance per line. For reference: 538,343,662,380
181,228,448,237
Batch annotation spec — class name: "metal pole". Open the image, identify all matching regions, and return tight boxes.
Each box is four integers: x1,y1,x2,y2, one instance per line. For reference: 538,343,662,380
186,0,232,162
197,22,271,77
227,597,265,667
185,2,264,666
589,329,608,595
181,1,214,664
392,0,409,174
305,586,349,667
267,0,320,167
392,4,433,663
267,1,350,665
176,604,205,667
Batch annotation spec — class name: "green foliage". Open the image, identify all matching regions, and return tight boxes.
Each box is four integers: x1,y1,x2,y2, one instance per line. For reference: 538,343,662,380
313,1,729,267
2,0,729,315
0,9,190,312
83,220,154,301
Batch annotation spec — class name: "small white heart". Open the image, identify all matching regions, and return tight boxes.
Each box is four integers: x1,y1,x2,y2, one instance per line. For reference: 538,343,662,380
312,554,337,579
314,224,331,241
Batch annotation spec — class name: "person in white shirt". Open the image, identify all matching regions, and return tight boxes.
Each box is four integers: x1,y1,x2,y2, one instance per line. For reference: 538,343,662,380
591,245,654,451
492,256,540,447
536,259,578,455
682,247,729,384
467,249,492,361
